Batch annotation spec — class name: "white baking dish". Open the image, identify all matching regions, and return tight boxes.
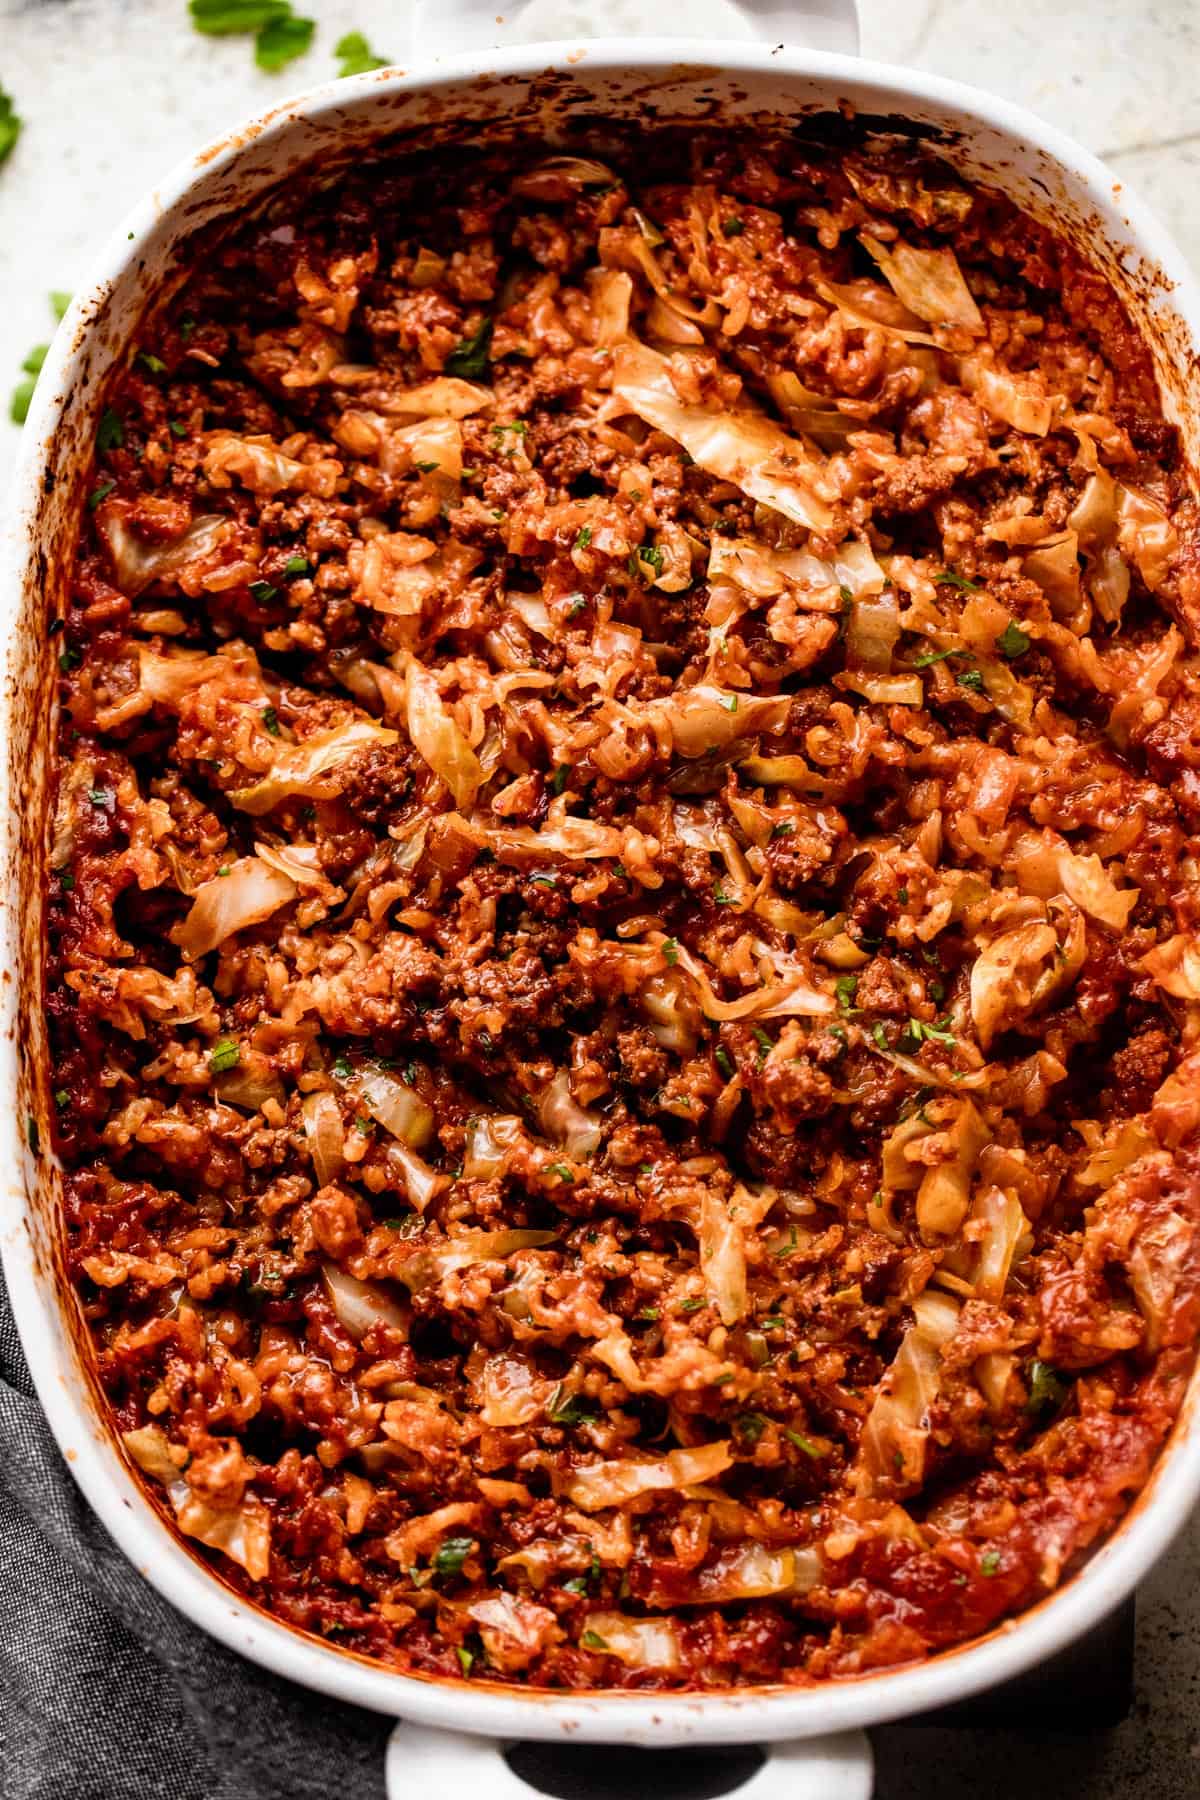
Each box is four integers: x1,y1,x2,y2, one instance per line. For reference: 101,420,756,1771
5,2,1200,1794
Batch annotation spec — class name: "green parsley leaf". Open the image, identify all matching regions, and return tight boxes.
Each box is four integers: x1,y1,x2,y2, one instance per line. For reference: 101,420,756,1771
871,1021,889,1050
956,668,985,693
934,569,982,593
678,1297,706,1313
0,86,22,166
996,620,1031,659
548,1162,575,1181
715,1047,734,1080
50,291,72,321
753,1026,773,1058
835,974,858,1012
58,647,81,672
255,12,314,71
189,0,290,33
575,525,592,549
550,764,570,795
719,692,738,713
88,787,110,807
335,29,389,76
54,1089,70,1108
261,705,280,736
722,217,745,237
97,407,124,451
561,1575,588,1596
415,459,440,473
138,351,166,375
26,1114,39,1154
772,1225,799,1260
455,1645,475,1675
770,819,794,839
59,872,76,890
331,1055,353,1080
22,344,48,376
249,580,277,602
284,554,310,576
580,1630,610,1651
432,1535,476,1577
87,480,116,511
529,871,557,888
980,1549,1001,1577
713,883,735,906
662,937,679,966
565,593,587,618
737,1412,767,1443
209,1037,241,1075
784,1428,824,1457
445,318,493,379
168,419,187,438
10,376,37,425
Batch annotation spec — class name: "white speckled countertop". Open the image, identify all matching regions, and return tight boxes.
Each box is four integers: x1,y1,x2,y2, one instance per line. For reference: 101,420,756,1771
3,0,1199,1791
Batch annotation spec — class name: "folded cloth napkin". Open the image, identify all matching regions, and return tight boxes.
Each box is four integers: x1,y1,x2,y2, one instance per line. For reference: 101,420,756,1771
0,1269,389,1800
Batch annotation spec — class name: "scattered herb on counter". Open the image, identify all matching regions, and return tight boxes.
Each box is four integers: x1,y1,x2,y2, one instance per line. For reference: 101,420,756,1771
335,30,389,76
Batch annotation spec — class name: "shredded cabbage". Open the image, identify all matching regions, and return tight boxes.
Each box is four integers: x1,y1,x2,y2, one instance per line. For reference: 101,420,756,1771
323,1265,408,1340
172,856,297,957
230,717,399,815
612,341,835,532
405,660,483,810
699,1190,747,1325
856,1291,959,1493
565,1441,732,1510
579,1612,681,1669
861,235,984,332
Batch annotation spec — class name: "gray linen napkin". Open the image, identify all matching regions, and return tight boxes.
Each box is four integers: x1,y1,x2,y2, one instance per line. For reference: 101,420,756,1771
0,1268,389,1800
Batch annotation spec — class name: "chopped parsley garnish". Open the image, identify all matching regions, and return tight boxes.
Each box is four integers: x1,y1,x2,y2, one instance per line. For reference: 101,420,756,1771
96,407,124,451
996,620,1031,659
737,1412,767,1443
562,1575,588,1595
168,420,187,439
902,1017,956,1047
1027,1359,1069,1416
753,1026,773,1059
529,871,557,887
913,645,964,668
715,1047,734,1080
550,764,571,795
26,1114,39,1154
548,1162,575,1181
956,668,985,693
11,342,48,424
719,693,739,713
575,525,592,549
547,1385,598,1426
662,937,679,966
209,1038,241,1074
456,1646,474,1675
432,1535,475,1578
415,459,440,473
88,787,110,807
772,1226,799,1260
138,351,167,375
980,1549,1001,1577
249,580,277,602
784,1428,824,1457
628,543,664,582
635,1306,660,1323
722,217,745,237
712,883,735,906
445,318,493,379
335,29,389,76
261,706,280,736
770,820,794,839
565,593,587,618
54,1089,69,1109
678,1297,706,1314
581,1630,610,1651
331,1055,353,1080
284,554,310,576
835,974,859,1012
50,292,71,321
934,569,982,593
0,85,22,166
87,481,115,512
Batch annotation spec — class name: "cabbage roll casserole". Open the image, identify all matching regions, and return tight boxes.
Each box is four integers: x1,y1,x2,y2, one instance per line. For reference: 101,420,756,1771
48,125,1200,1689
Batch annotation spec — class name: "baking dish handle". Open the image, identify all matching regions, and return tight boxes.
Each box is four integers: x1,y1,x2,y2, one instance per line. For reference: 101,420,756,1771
409,0,860,59
385,1721,874,1799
